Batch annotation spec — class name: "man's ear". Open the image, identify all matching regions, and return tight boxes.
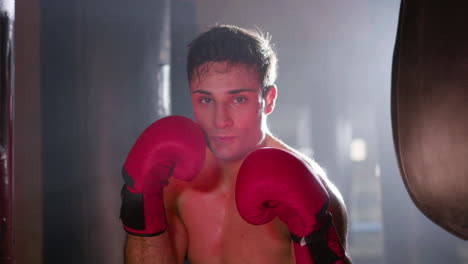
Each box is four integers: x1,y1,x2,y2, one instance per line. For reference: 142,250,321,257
263,85,277,115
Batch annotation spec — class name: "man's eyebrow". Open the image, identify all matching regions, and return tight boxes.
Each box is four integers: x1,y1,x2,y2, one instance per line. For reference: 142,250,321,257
192,90,211,95
228,89,257,94
192,89,257,95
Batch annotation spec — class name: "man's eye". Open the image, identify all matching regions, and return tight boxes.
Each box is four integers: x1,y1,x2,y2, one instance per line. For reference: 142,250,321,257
233,96,247,103
199,97,213,104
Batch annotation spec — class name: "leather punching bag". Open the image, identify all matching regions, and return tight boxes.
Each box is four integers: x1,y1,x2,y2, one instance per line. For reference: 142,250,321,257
392,0,468,240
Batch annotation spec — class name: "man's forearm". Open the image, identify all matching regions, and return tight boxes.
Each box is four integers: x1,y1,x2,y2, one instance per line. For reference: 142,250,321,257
125,233,176,264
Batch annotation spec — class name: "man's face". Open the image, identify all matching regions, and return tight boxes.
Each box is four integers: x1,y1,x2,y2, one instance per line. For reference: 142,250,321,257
190,62,274,161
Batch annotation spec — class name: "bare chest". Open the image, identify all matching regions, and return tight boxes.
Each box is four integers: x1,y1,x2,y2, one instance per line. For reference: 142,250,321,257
177,187,294,264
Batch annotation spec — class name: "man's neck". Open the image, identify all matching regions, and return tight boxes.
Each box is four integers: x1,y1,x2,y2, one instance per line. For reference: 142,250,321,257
213,134,271,189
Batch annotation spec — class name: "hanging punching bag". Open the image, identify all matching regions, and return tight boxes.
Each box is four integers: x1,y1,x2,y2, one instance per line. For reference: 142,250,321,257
392,0,468,240
0,0,14,262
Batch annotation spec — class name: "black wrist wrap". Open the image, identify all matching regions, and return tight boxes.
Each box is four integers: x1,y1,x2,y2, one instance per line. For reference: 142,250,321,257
290,213,344,264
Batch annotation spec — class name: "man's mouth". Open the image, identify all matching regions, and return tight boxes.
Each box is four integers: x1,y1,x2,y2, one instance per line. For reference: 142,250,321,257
211,136,237,143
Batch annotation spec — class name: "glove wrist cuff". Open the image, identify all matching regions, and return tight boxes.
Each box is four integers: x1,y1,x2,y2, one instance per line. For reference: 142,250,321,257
290,212,332,246
290,212,345,264
120,185,167,236
123,226,167,237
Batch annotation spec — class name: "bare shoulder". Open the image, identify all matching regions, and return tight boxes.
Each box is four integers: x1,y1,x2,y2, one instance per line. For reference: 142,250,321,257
264,134,340,193
265,134,350,249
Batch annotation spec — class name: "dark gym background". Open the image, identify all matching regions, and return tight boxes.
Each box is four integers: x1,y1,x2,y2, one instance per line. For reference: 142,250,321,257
4,0,467,263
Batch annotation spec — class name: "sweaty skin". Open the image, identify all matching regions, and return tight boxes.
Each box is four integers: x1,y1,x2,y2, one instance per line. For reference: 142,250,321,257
161,62,350,264
165,136,349,264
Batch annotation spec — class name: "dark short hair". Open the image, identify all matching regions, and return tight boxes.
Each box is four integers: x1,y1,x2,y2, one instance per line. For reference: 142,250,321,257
187,25,278,88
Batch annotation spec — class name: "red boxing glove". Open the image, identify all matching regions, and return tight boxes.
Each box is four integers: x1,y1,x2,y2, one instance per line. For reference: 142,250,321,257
120,116,205,236
235,148,345,264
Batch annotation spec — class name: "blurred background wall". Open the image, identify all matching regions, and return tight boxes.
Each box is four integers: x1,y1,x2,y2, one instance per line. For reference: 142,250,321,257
14,0,170,263
8,0,468,263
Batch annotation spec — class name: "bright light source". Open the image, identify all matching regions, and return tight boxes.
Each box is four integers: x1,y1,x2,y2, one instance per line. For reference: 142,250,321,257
350,138,367,162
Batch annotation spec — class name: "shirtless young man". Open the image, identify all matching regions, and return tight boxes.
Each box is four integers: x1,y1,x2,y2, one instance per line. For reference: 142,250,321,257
120,25,351,264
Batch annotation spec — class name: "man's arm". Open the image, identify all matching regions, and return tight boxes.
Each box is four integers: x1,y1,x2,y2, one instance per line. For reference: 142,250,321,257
264,135,352,262
125,233,175,264
320,177,352,263
299,150,351,262
120,116,204,263
270,136,351,254
236,148,350,264
125,210,188,264
320,176,349,249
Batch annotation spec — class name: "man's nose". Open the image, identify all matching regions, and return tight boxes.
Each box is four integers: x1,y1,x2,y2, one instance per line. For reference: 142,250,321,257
214,104,233,129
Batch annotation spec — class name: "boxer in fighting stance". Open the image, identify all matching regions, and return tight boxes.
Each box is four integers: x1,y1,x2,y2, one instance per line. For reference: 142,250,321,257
120,25,352,263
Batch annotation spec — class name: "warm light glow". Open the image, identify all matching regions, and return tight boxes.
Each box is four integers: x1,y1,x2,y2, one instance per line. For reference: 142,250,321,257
350,138,367,162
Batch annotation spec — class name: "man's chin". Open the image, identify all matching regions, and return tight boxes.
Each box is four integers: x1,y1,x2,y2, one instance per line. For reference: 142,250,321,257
209,147,246,162
207,138,265,162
